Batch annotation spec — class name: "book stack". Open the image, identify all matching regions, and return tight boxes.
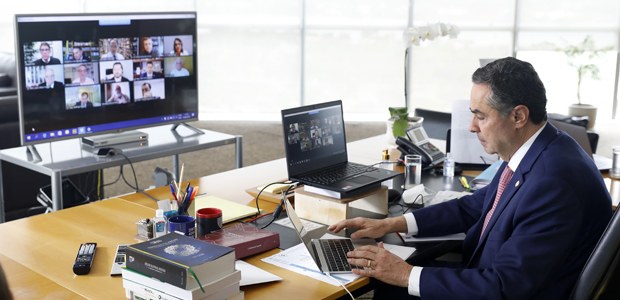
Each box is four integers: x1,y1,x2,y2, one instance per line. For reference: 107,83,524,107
122,233,243,300
198,222,280,260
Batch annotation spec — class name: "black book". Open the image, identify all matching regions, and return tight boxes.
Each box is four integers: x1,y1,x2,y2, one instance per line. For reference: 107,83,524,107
125,233,235,290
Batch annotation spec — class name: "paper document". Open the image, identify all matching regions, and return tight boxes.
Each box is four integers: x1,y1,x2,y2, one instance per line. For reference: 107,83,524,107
274,216,326,232
262,233,416,286
399,232,466,242
190,195,258,223
235,260,282,286
425,190,472,206
450,99,499,164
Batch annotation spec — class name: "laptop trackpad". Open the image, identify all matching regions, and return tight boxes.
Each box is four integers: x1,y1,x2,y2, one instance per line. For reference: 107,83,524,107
346,175,374,184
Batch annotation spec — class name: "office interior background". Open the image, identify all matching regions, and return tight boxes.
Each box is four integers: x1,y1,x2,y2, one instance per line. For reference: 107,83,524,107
1,0,619,122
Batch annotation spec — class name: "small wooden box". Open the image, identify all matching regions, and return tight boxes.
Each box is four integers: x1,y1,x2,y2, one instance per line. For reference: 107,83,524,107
294,186,388,225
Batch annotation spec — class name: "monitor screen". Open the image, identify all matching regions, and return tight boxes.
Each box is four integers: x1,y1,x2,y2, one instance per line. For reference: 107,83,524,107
14,12,198,145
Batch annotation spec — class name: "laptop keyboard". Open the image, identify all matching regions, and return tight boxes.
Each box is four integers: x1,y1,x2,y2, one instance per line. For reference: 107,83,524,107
302,163,375,185
319,239,360,272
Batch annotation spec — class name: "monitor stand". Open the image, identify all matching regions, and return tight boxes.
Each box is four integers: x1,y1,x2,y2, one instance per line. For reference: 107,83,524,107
171,122,205,136
26,145,42,163
81,130,149,148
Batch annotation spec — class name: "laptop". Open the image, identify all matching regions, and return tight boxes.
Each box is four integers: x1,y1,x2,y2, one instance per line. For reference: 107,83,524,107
284,198,372,273
281,100,400,196
549,119,612,170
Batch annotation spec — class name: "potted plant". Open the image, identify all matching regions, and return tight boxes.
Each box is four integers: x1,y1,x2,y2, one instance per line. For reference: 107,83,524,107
560,36,611,129
386,106,422,144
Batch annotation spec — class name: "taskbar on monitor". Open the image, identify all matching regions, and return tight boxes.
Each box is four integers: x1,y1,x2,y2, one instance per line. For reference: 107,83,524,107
24,112,197,143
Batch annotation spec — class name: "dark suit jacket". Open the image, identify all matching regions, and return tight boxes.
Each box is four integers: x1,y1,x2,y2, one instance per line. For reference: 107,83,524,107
38,81,64,92
412,122,612,299
74,101,93,108
33,57,61,66
107,77,130,83
139,72,163,79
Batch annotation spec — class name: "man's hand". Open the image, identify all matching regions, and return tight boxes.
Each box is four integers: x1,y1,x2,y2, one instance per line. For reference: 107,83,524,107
347,242,412,287
328,216,407,239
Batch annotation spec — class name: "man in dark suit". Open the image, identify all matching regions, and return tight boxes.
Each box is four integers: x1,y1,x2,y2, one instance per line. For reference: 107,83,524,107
139,61,163,79
74,92,93,108
329,57,612,299
33,42,61,66
107,62,130,83
38,67,64,91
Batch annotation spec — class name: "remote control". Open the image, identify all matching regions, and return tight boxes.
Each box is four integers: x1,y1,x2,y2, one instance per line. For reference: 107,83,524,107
110,244,128,276
73,242,96,275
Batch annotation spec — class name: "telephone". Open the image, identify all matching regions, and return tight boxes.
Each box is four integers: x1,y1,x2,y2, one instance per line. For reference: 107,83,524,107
396,126,446,167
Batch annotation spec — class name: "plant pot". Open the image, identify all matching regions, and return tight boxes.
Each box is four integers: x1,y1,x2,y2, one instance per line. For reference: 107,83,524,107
568,104,597,130
386,116,424,145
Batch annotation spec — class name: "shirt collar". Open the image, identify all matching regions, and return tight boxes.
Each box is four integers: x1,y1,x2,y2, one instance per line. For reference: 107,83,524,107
507,122,546,171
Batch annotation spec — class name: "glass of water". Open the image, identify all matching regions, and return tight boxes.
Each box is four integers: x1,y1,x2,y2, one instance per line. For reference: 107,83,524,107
404,154,422,190
611,146,620,179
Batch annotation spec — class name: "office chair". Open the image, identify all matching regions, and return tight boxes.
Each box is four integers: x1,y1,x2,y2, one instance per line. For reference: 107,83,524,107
570,208,620,300
413,108,451,140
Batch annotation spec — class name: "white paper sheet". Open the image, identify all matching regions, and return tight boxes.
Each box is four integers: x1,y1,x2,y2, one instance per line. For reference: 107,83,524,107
235,260,282,286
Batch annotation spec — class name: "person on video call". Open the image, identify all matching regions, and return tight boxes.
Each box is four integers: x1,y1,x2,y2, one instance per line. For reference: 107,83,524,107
101,39,125,60
72,64,95,85
140,37,159,57
107,62,130,82
38,67,64,91
33,42,61,66
107,84,129,104
140,82,159,100
328,57,613,299
168,38,189,56
74,91,93,108
169,58,190,77
140,61,162,79
71,47,90,62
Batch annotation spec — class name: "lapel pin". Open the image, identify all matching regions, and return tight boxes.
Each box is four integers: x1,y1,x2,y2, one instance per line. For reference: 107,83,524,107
515,180,520,187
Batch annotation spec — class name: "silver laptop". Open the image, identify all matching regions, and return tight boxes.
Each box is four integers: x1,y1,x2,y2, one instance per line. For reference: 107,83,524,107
284,198,372,274
549,119,612,170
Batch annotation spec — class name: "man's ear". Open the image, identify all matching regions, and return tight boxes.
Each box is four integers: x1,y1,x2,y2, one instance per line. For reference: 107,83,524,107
512,105,529,128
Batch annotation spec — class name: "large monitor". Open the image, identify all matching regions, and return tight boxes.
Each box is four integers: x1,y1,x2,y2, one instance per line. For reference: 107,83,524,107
14,12,198,146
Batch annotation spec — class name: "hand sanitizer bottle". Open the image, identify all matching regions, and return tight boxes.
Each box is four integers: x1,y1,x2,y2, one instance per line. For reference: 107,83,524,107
153,209,167,238
443,152,455,177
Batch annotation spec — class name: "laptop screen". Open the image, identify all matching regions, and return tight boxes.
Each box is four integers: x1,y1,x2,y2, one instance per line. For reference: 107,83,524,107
281,100,348,177
284,199,318,261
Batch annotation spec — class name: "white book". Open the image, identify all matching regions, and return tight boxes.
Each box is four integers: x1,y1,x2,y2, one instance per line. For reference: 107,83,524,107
122,268,240,299
123,279,241,300
303,185,344,199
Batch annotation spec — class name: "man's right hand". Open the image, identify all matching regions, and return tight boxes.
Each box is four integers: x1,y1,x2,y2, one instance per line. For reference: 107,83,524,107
329,217,403,239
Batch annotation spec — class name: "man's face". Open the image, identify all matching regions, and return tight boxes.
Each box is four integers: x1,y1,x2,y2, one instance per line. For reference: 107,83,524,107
44,69,54,84
143,38,153,53
175,60,183,70
78,66,87,79
110,41,118,53
81,93,89,102
40,45,51,60
469,83,517,160
115,85,122,94
73,48,82,60
142,85,151,96
113,64,123,77
147,63,154,73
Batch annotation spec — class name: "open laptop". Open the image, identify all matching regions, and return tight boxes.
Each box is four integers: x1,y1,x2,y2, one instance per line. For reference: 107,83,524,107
549,119,612,170
281,100,400,196
284,198,372,274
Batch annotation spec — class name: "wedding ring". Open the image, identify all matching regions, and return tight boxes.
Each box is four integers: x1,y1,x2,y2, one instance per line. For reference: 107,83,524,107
367,260,372,268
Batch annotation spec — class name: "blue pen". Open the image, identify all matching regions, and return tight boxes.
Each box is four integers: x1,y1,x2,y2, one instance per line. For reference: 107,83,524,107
180,186,194,215
169,183,178,201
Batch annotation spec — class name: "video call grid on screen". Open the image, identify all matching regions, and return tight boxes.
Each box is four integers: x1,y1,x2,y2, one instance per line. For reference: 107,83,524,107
15,12,198,145
283,105,347,169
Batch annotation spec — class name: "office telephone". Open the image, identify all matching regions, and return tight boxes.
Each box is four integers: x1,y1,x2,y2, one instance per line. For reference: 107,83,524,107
396,126,446,167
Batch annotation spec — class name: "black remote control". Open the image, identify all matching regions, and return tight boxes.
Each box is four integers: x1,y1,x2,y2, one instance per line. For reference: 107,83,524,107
73,242,96,275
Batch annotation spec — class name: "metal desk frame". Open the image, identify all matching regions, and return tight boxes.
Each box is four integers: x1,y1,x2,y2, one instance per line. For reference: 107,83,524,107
0,125,242,222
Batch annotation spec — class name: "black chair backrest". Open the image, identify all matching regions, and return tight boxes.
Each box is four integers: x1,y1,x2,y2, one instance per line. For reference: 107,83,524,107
571,208,620,300
413,108,451,140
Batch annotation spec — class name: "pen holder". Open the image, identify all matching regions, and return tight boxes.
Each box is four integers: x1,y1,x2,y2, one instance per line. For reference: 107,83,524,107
168,215,196,238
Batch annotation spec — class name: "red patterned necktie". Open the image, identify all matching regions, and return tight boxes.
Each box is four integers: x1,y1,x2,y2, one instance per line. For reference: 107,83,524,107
480,166,514,239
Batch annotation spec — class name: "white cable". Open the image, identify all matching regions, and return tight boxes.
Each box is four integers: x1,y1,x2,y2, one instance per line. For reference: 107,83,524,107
325,272,354,300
